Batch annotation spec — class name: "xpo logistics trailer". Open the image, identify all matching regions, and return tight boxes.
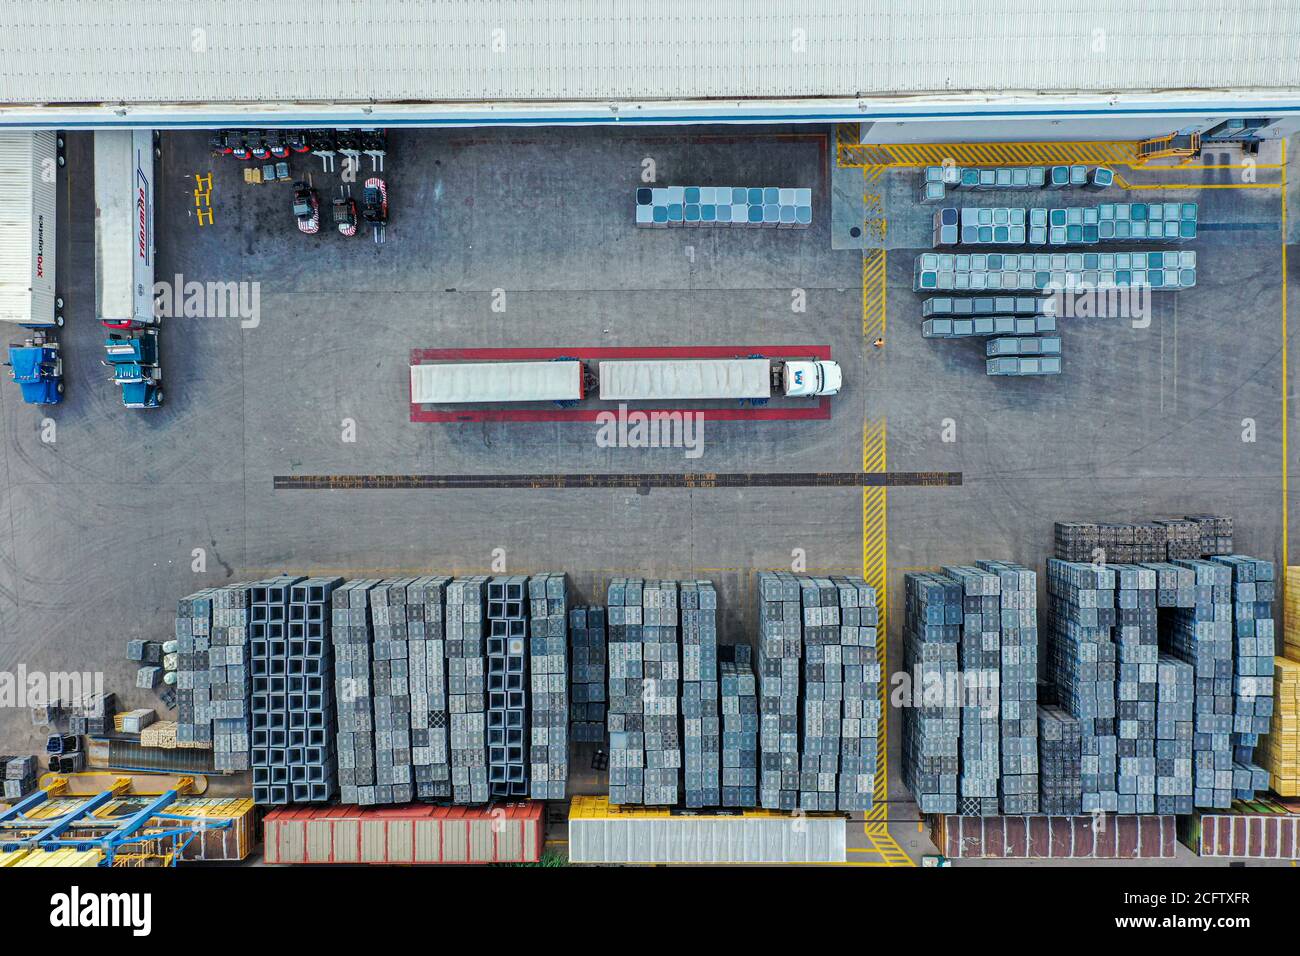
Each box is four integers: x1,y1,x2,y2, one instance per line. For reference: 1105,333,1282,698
0,131,64,405
94,130,162,408
410,357,841,405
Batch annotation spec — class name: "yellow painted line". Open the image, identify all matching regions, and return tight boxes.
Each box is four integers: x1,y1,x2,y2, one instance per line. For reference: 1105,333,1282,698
862,250,887,340
838,140,1139,170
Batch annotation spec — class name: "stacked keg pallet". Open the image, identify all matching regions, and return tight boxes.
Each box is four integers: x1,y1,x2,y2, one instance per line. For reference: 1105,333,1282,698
528,572,569,801
934,202,1197,248
408,576,452,800
1037,705,1083,814
447,576,489,804
1217,556,1276,796
720,645,758,807
1155,652,1196,814
945,567,1001,816
902,572,961,814
757,572,803,810
799,577,843,811
834,575,881,813
680,580,720,808
1112,565,1160,814
487,576,530,799
978,561,1039,813
641,580,682,806
635,185,812,228
607,578,647,805
913,250,1196,293
370,579,416,805
332,579,379,805
568,606,607,744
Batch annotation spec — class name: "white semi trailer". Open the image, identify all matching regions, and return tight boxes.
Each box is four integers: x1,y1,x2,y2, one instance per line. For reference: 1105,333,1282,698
94,129,157,328
410,357,840,404
0,131,60,329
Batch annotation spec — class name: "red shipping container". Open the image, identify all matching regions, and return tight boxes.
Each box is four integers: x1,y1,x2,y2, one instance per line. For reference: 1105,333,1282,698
263,802,543,865
932,815,1176,859
1190,812,1300,859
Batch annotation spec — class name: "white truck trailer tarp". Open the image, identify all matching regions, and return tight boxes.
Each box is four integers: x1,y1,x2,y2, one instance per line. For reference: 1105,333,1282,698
94,129,155,325
598,359,770,401
410,361,583,404
0,131,57,326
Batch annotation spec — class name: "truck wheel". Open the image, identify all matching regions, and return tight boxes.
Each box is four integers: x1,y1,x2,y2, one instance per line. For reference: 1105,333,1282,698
57,382,64,394
155,390,164,406
55,296,64,310
55,314,64,327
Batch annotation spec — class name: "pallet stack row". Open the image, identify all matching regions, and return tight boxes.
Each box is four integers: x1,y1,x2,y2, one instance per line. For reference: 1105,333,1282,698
681,580,720,808
175,588,217,747
568,606,607,744
1037,705,1082,814
902,572,961,814
635,185,812,228
979,560,1039,813
408,576,452,800
487,575,529,799
757,572,803,810
1112,565,1160,814
1054,517,1233,563
209,585,252,771
913,250,1197,293
641,581,682,806
333,579,378,805
1155,652,1195,814
835,575,881,813
935,202,1197,248
370,579,416,805
799,577,842,811
607,578,647,805
946,566,1001,815
447,576,489,804
720,645,758,807
528,572,568,800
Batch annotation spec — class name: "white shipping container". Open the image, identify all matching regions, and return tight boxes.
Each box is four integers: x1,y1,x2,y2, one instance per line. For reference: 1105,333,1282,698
410,361,583,404
568,813,847,864
598,359,771,401
94,129,156,325
0,131,57,327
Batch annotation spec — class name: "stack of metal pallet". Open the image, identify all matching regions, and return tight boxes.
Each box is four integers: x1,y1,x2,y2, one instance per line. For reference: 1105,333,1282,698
528,572,569,800
408,576,452,800
1187,515,1234,555
1037,705,1082,814
834,575,880,812
757,572,803,810
1215,556,1275,797
370,579,415,805
945,566,1002,816
635,186,812,228
641,580,681,805
607,577,646,805
447,576,489,804
799,577,842,811
901,572,961,814
209,584,252,771
1112,565,1159,814
1046,560,1119,813
978,560,1039,813
681,580,720,808
333,579,378,805
934,201,1196,247
1054,519,1231,564
1,755,37,800
568,606,607,744
1155,652,1196,814
487,576,529,798
913,250,1196,292
176,588,217,747
720,645,758,807
65,692,116,737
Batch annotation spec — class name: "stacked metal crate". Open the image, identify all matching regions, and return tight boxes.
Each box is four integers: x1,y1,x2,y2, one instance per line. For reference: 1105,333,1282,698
901,572,961,814
486,576,529,798
833,575,880,812
641,580,681,805
1155,652,1196,813
757,571,803,810
797,577,841,811
635,186,813,228
1037,705,1082,814
1187,515,1234,555
528,572,568,800
332,579,378,806
607,577,646,805
977,561,1039,813
209,584,252,771
447,575,489,804
1166,559,1235,808
945,566,1001,815
1045,560,1118,813
568,606,607,744
720,644,758,807
1,755,37,800
1056,517,1234,563
914,250,1196,293
408,576,452,800
249,577,298,805
176,588,218,747
1213,555,1275,798
288,577,339,802
680,579,720,808
1111,565,1159,813
370,579,416,804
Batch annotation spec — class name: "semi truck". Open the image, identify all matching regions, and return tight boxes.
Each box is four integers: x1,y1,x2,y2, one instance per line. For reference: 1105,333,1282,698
0,131,64,405
94,129,157,329
409,357,841,405
102,330,163,408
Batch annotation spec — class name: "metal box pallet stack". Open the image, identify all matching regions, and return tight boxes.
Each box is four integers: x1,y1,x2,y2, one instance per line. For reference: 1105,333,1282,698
834,575,880,812
913,251,1196,293
528,572,569,800
1155,652,1195,814
176,588,218,748
757,572,802,810
568,606,607,744
408,576,452,800
607,577,646,805
902,572,961,814
1112,565,1159,814
720,645,758,807
487,575,529,798
2,755,37,800
370,579,416,804
1054,518,1233,563
635,186,812,228
977,561,1038,813
209,584,252,771
945,567,1001,816
641,580,681,805
1037,705,1082,814
799,577,842,811
332,579,379,806
447,576,489,804
680,580,720,808
1214,556,1274,797
1046,560,1119,813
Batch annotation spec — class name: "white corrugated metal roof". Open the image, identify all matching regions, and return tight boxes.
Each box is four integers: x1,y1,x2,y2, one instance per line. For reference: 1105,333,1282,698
1,0,1297,106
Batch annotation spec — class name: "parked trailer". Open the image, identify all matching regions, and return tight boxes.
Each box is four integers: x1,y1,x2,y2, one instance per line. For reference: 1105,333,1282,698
410,360,584,404
94,129,157,329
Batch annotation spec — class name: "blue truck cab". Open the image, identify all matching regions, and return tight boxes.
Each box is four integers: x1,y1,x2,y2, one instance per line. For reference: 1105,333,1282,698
6,335,63,405
102,331,163,408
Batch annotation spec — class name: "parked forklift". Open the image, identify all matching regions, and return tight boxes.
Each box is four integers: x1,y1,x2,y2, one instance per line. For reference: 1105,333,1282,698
102,330,163,408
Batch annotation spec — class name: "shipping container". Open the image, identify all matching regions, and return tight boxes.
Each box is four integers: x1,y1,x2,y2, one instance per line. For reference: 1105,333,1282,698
568,795,847,864
932,814,1177,859
93,129,156,326
1183,800,1300,859
599,359,771,401
0,131,58,327
262,802,543,864
410,360,583,404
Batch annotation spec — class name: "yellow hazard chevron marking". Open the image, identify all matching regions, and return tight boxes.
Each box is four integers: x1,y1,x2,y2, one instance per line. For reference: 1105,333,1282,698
862,250,887,341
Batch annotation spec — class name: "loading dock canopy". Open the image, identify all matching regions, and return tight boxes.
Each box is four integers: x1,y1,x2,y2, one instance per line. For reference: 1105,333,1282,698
598,359,771,401
410,361,583,404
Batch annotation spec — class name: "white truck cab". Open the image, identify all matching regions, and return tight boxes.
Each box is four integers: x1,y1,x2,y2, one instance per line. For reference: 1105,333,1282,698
782,359,842,397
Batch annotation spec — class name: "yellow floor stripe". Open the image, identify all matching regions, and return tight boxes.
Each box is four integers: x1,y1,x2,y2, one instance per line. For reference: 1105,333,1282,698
839,140,1140,169
862,250,887,340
